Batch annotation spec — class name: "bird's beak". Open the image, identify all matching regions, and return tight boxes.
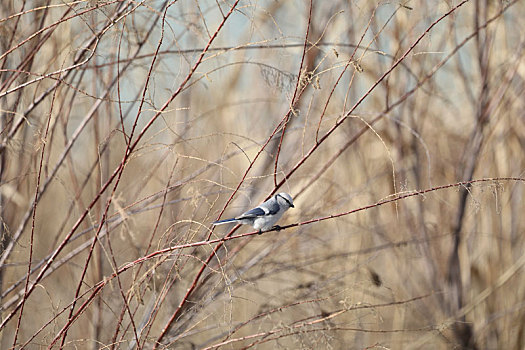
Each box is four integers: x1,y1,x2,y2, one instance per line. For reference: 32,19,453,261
290,204,295,208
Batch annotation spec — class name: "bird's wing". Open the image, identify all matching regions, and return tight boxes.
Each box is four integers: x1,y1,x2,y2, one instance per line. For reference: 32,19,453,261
263,199,281,215
237,197,281,219
236,207,266,219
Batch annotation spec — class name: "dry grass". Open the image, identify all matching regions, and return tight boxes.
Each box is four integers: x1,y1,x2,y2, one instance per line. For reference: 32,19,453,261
1,0,525,349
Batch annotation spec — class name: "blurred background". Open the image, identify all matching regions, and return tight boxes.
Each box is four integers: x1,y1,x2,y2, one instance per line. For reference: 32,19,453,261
1,0,524,348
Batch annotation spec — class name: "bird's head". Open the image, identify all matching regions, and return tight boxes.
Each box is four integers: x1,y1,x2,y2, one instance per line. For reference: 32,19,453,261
276,192,294,209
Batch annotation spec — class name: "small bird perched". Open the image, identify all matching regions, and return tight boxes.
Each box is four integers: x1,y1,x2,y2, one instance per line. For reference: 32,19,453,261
213,192,294,233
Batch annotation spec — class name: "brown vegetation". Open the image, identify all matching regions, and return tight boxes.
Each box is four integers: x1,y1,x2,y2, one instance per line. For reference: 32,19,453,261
1,0,524,348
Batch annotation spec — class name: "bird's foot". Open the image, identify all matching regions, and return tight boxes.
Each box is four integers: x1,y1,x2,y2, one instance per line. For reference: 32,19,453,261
257,229,263,235
272,225,282,231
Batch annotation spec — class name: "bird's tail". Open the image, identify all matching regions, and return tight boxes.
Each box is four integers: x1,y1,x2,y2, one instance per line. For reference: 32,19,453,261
212,218,237,225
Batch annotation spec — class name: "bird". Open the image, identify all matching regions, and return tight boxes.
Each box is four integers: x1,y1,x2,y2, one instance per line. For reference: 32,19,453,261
212,192,294,234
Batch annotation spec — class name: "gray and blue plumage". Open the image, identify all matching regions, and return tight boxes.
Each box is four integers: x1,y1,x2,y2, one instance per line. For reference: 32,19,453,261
213,193,294,233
